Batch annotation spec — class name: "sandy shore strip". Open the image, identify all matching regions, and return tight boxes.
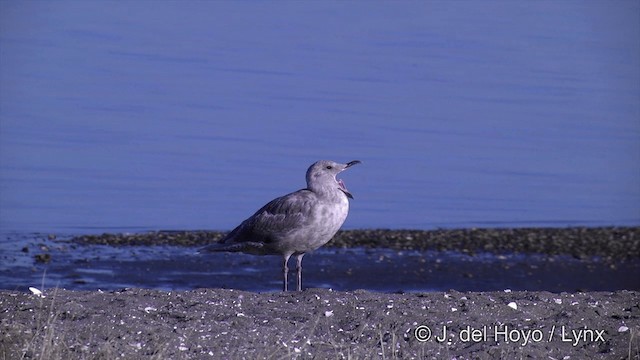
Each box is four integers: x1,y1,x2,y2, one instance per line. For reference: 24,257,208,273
1,288,638,359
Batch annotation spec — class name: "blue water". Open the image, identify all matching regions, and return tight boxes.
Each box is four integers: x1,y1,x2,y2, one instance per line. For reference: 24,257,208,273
1,1,639,233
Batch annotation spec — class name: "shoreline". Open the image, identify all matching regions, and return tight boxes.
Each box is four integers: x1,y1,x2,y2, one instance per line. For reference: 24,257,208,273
70,226,640,261
4,226,639,294
2,227,639,358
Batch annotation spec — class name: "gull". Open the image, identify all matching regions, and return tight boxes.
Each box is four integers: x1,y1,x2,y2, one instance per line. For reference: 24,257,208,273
201,160,361,291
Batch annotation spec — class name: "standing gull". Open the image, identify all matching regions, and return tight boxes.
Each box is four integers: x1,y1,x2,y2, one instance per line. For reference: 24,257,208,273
201,160,361,291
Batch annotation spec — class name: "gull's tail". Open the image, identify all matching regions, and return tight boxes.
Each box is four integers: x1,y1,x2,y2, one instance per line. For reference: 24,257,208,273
198,241,265,254
198,242,226,253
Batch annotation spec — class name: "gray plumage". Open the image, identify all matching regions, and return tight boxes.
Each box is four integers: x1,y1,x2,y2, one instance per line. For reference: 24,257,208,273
201,159,361,291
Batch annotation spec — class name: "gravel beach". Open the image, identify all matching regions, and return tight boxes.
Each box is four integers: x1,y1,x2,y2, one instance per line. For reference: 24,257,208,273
1,227,639,359
1,288,638,359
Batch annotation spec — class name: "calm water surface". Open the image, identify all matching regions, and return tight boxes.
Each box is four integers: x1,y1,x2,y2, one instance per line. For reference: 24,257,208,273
1,2,639,233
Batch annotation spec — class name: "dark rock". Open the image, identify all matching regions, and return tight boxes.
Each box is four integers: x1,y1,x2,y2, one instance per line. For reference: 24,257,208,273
34,253,51,263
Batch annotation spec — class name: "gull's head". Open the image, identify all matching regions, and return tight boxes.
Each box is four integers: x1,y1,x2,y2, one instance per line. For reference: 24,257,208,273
306,160,361,199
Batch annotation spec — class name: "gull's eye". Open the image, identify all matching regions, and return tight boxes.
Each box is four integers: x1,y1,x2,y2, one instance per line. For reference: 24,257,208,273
326,165,333,170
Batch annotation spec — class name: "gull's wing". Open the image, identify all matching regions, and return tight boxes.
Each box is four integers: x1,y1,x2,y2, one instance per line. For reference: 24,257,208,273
201,189,315,253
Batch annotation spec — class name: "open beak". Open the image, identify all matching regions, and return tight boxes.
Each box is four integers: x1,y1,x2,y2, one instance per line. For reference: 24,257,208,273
338,160,360,199
345,160,361,169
